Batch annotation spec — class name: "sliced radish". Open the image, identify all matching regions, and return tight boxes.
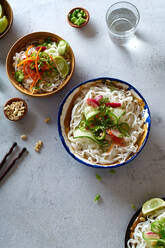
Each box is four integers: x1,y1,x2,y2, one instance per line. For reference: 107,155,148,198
86,98,99,108
105,102,121,108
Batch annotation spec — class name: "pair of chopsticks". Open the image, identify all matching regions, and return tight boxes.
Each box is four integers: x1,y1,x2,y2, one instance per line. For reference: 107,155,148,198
0,142,27,182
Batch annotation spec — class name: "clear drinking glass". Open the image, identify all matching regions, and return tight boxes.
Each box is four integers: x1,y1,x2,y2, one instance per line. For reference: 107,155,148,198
106,1,140,45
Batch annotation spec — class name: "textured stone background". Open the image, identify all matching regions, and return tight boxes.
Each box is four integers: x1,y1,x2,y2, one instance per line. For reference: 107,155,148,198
0,0,165,247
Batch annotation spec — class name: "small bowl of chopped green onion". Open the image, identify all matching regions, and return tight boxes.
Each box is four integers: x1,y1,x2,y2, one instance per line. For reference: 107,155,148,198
67,7,90,28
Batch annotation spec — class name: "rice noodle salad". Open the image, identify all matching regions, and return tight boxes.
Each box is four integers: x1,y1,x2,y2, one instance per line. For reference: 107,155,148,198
13,38,71,93
127,198,165,248
67,79,147,165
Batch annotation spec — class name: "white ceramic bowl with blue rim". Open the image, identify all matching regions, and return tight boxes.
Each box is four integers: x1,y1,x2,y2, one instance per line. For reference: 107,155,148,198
58,77,151,168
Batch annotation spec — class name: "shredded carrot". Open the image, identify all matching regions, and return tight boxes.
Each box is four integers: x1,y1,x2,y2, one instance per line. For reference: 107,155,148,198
23,63,26,75
25,45,34,57
106,143,114,154
35,47,42,79
17,58,36,67
48,54,56,68
30,75,39,91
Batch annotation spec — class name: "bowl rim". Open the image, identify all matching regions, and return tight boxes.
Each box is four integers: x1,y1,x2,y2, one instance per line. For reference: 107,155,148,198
58,77,151,169
0,0,13,39
6,31,75,97
67,7,90,28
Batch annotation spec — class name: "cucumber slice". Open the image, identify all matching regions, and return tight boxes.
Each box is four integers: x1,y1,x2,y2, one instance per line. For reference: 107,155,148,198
113,108,125,119
73,128,100,144
108,112,118,126
84,106,99,121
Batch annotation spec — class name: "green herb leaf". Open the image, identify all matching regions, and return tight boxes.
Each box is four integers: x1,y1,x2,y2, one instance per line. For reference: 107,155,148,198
15,71,24,83
109,169,116,174
94,194,101,202
96,174,101,181
131,204,136,210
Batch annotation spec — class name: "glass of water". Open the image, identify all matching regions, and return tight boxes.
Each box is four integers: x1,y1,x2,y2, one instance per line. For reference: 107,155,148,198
106,1,140,45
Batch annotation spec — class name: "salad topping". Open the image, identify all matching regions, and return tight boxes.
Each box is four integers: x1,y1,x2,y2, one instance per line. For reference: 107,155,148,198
74,95,130,149
14,38,70,93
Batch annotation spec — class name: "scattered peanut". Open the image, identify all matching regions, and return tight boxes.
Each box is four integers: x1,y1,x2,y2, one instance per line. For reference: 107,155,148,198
21,135,27,141
44,117,51,123
34,140,43,152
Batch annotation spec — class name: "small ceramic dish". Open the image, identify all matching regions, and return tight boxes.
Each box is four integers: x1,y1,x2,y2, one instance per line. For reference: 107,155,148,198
6,32,75,97
0,0,13,39
4,97,28,121
67,7,90,28
58,77,151,169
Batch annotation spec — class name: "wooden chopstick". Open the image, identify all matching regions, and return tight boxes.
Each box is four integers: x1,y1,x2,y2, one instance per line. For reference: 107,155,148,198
0,147,27,182
0,142,17,170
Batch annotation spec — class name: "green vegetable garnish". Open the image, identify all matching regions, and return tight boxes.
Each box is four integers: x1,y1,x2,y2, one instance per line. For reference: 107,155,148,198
118,122,130,136
15,71,24,82
109,169,116,174
94,194,101,202
93,126,106,141
131,204,136,210
143,219,165,247
69,8,87,26
96,174,101,181
73,95,130,150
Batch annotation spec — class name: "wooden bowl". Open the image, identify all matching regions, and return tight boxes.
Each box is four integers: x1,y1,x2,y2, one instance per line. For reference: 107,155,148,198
4,97,28,121
0,0,13,39
6,32,75,97
67,7,90,28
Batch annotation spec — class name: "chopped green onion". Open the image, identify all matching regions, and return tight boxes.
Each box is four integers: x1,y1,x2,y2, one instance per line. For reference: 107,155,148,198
94,194,101,202
108,112,118,126
69,8,87,26
96,174,101,181
109,169,116,174
118,122,130,136
15,71,24,83
131,204,136,210
93,126,106,141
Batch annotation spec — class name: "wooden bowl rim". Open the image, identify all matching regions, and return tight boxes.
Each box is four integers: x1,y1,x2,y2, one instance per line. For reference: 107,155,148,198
4,97,28,121
0,0,13,39
67,7,90,28
6,31,75,97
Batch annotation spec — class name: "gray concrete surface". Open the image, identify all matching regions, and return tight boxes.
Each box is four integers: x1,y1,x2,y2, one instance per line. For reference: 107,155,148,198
0,0,165,247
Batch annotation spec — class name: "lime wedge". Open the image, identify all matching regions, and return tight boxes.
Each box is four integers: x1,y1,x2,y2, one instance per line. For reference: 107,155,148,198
54,56,69,78
0,16,8,34
0,4,3,18
142,198,165,216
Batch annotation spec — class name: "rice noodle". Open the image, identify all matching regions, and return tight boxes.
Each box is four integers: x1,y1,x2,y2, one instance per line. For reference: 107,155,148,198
67,80,146,165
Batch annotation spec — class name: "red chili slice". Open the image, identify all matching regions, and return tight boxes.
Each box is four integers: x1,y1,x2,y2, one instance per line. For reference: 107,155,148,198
106,129,125,146
105,103,121,108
